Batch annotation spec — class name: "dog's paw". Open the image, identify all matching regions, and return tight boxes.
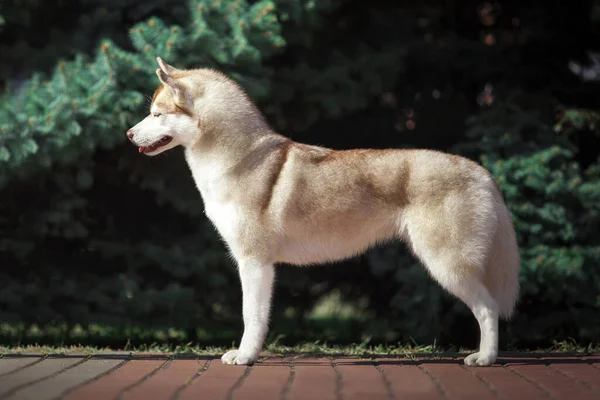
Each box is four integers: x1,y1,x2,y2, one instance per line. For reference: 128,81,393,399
464,352,496,366
221,349,256,365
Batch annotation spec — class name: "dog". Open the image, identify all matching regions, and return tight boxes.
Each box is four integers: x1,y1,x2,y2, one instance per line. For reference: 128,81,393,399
126,57,520,367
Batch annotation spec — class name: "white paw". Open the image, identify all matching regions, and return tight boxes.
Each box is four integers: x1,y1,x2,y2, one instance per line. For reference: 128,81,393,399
464,352,496,366
221,349,256,365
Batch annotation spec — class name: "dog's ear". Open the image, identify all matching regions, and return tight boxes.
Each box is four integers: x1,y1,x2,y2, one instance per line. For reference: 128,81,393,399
156,68,186,104
156,57,180,75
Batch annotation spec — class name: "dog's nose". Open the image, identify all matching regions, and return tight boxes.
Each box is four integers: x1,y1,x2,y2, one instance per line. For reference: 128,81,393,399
126,130,134,141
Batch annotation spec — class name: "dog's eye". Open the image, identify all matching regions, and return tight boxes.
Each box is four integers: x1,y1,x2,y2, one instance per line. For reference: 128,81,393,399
153,112,161,117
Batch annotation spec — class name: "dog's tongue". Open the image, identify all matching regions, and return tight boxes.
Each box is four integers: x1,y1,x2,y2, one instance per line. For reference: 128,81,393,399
138,147,145,153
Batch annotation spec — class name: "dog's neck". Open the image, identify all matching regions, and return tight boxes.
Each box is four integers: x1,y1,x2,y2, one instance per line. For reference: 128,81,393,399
184,107,277,170
182,114,282,204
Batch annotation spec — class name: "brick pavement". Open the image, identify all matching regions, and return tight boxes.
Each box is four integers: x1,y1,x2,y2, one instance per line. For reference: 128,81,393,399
0,352,598,399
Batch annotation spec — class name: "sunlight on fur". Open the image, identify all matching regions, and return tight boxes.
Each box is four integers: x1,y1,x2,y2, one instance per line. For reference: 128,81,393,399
126,57,521,367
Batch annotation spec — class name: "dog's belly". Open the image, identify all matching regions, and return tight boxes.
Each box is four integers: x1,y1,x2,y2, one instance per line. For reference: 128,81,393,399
275,219,396,266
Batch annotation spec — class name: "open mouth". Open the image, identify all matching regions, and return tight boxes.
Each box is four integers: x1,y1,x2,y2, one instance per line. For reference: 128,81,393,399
138,136,173,154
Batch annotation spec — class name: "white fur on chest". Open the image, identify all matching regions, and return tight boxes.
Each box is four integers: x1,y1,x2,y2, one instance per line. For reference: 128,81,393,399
185,150,243,245
204,200,241,246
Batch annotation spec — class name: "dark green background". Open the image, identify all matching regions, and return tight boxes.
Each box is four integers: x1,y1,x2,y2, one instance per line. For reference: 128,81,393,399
0,0,599,350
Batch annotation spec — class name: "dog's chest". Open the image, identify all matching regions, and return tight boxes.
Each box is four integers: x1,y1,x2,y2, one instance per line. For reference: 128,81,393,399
203,199,240,241
187,156,243,243
200,187,241,243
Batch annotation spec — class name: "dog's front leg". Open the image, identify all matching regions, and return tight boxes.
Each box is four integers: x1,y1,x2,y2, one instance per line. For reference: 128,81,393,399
221,259,275,365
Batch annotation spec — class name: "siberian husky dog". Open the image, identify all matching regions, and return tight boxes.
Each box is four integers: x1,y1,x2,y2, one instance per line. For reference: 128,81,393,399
126,57,520,367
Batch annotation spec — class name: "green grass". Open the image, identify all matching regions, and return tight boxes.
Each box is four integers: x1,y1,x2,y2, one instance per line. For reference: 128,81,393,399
0,317,415,351
0,338,439,357
1,339,598,358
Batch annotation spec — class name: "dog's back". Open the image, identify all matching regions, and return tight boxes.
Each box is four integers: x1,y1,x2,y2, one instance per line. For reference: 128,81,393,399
127,57,521,367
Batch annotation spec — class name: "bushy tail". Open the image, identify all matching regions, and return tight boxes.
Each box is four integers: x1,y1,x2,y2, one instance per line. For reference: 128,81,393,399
484,200,521,319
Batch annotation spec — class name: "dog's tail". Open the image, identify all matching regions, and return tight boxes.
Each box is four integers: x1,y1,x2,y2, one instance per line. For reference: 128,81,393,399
484,194,521,319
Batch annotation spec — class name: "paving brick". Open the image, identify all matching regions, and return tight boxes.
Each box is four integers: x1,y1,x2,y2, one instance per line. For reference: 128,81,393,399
287,357,337,400
63,359,166,400
336,357,389,400
231,357,291,400
1,353,599,399
0,357,84,398
582,354,600,370
178,358,248,400
121,359,206,400
465,365,547,400
378,360,445,400
421,362,494,400
6,359,122,400
506,361,598,399
548,363,600,392
0,357,42,376
541,356,600,393
86,351,132,358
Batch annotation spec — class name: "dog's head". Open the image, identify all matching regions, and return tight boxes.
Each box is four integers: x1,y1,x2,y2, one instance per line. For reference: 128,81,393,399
126,57,247,156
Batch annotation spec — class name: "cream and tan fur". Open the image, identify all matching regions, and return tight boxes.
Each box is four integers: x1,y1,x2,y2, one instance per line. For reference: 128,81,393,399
126,57,520,367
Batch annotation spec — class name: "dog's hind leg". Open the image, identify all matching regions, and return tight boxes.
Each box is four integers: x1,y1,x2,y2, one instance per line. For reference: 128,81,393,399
437,272,499,366
416,251,500,366
404,212,500,366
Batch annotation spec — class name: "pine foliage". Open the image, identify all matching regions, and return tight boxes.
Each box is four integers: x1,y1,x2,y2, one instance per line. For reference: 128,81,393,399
1,0,599,347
